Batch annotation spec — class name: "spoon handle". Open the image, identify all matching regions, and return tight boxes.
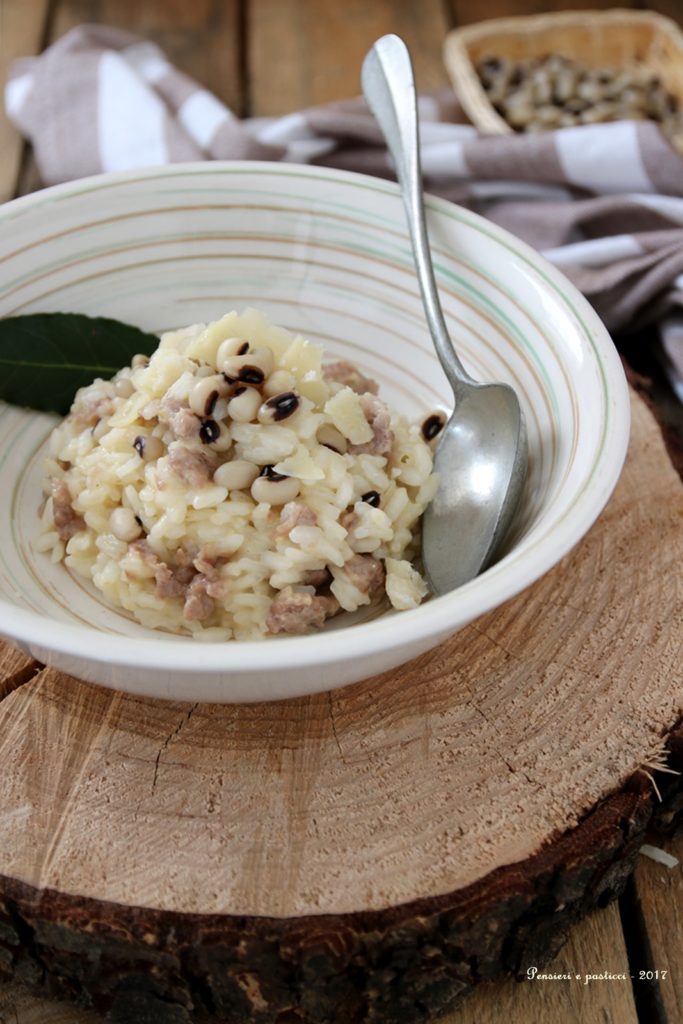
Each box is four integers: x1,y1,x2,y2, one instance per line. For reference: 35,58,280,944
361,34,474,396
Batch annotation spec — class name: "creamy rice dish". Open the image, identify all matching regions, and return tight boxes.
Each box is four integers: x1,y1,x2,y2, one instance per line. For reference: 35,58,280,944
38,310,439,640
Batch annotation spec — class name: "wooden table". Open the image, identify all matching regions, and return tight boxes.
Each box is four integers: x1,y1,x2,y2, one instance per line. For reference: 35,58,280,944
0,2,681,1023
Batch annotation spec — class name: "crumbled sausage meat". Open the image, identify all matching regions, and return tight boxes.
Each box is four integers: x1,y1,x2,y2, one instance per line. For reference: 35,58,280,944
300,568,332,589
342,554,385,599
159,397,200,439
275,501,318,538
183,576,215,621
193,551,229,600
134,543,227,608
348,394,394,456
323,360,379,396
174,547,198,586
50,479,86,540
154,563,185,599
266,586,340,634
167,447,215,487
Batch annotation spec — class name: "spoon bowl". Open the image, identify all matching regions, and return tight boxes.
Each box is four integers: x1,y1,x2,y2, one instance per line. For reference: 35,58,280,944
423,383,527,593
362,34,528,594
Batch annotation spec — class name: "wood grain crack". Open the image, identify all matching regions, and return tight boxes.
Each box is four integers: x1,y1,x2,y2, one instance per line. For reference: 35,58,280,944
327,692,345,763
151,703,198,793
469,700,537,790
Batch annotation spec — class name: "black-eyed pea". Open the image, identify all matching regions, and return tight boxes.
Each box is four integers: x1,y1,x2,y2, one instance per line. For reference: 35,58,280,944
221,349,273,385
221,352,260,382
227,386,262,423
251,468,301,505
216,337,249,367
535,105,562,127
133,434,165,461
211,419,232,451
531,72,552,106
421,412,446,443
504,96,535,128
213,460,260,491
316,424,348,454
110,507,143,542
577,80,602,103
189,374,229,417
199,419,232,450
558,112,580,127
554,69,577,104
257,391,300,424
580,103,616,124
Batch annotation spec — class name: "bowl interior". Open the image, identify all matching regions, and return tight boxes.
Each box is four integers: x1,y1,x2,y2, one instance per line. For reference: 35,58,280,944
0,163,626,654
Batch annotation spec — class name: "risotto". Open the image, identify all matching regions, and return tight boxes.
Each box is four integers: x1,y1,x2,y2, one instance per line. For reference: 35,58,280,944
37,310,439,640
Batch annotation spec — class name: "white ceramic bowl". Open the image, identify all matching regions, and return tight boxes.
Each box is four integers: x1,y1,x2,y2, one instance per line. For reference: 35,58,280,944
0,163,629,702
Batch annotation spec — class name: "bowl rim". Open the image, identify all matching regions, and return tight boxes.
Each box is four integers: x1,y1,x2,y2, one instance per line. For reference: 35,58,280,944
0,160,630,674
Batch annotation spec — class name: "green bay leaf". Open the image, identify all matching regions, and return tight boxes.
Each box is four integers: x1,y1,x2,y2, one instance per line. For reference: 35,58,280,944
0,313,159,415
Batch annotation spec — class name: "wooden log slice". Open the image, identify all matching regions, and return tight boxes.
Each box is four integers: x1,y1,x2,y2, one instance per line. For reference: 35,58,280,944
0,388,681,1023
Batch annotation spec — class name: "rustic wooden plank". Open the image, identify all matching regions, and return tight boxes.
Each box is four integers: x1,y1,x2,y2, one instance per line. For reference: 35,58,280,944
248,0,450,116
444,902,639,1024
448,0,638,25
50,0,243,109
630,836,683,1023
0,0,51,202
14,0,243,196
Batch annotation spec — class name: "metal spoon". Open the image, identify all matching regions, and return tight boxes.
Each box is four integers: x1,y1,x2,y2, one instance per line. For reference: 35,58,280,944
362,34,528,595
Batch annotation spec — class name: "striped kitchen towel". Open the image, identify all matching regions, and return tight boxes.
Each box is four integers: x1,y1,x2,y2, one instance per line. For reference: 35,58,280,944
5,24,683,395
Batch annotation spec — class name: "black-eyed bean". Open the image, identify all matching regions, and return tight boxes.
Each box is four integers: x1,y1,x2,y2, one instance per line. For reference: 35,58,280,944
189,374,230,417
110,507,143,542
227,386,262,422
316,423,348,454
199,419,233,451
133,434,165,461
535,105,562,126
251,470,301,505
257,391,300,424
222,347,274,384
421,412,445,443
213,460,260,491
208,420,233,452
577,80,603,103
216,337,249,367
554,69,577,104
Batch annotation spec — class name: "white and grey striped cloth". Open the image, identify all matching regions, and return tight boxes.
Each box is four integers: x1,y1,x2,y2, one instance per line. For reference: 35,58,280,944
6,24,683,397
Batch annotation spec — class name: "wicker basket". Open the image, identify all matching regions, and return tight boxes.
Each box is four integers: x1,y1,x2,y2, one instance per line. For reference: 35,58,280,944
444,8,683,150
